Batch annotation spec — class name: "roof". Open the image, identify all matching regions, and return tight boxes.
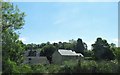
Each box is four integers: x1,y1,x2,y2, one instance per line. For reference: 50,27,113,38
58,49,84,57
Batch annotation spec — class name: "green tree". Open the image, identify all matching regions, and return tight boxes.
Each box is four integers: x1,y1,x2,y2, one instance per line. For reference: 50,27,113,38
84,50,94,57
110,43,116,48
75,38,85,55
40,44,56,63
92,38,115,60
117,47,120,72
53,43,59,49
2,2,25,73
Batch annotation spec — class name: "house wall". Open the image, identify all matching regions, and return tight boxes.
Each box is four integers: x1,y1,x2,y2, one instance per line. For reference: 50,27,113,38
52,50,62,64
61,55,79,64
24,57,49,65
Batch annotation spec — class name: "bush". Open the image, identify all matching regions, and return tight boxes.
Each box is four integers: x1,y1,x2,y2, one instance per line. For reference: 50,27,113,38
5,59,118,74
31,64,48,73
73,60,119,73
3,59,20,74
80,60,98,73
19,64,32,73
47,64,60,73
97,60,118,73
58,60,77,73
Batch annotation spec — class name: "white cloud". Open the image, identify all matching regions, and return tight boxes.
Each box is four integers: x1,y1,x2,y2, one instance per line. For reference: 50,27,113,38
19,37,26,43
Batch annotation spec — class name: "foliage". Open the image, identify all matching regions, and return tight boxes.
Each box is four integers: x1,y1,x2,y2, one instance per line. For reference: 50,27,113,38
2,2,25,73
62,42,75,50
40,44,56,63
73,60,119,73
96,60,118,73
84,50,94,57
58,60,77,73
79,60,98,73
75,38,85,55
3,59,20,73
113,47,120,72
114,47,120,61
47,64,60,73
58,60,119,73
92,37,115,60
31,64,47,73
2,2,120,74
19,64,32,73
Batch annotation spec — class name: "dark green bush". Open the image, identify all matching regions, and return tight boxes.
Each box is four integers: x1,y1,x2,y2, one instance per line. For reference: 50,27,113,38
31,64,48,73
80,60,98,73
46,64,60,73
58,60,77,73
97,60,118,73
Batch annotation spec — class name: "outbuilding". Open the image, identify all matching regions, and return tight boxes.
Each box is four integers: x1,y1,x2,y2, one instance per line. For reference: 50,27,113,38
52,49,84,64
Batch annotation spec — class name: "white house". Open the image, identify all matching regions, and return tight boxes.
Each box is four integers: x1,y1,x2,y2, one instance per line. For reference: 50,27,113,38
23,50,49,65
52,49,84,64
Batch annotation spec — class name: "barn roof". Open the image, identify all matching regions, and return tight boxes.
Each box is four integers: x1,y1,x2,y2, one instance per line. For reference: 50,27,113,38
58,49,84,57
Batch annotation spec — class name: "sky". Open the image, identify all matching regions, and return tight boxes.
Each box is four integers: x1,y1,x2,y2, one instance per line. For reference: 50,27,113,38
13,2,118,49
5,0,120,2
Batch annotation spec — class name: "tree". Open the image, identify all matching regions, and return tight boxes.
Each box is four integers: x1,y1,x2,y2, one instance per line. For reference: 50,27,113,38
53,43,59,49
2,2,25,73
68,39,77,50
116,47,120,72
83,42,87,50
75,38,85,55
69,39,77,44
92,38,115,60
39,43,46,48
58,41,64,49
110,43,116,48
84,50,94,57
40,44,56,63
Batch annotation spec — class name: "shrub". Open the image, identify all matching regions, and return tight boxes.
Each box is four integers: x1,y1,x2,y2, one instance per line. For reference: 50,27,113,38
47,64,60,73
58,60,77,73
31,64,47,73
3,59,20,74
80,60,98,73
19,64,32,73
97,60,118,73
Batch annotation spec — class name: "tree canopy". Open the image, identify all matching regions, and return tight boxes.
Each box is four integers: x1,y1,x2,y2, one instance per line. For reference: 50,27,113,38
2,2,25,73
92,38,115,60
75,38,86,55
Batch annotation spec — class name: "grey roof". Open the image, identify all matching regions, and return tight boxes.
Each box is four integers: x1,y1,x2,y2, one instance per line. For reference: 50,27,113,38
58,49,84,57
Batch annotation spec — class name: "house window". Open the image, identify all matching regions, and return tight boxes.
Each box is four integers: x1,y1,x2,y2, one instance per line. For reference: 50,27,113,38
29,58,31,60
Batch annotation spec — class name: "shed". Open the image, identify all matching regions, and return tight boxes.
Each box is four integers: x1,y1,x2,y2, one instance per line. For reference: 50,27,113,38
52,49,84,64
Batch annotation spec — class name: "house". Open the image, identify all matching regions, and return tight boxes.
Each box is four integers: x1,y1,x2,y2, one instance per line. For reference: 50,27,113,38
23,50,49,65
52,49,84,64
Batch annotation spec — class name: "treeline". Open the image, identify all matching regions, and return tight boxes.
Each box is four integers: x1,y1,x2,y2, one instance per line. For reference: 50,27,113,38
24,37,117,63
